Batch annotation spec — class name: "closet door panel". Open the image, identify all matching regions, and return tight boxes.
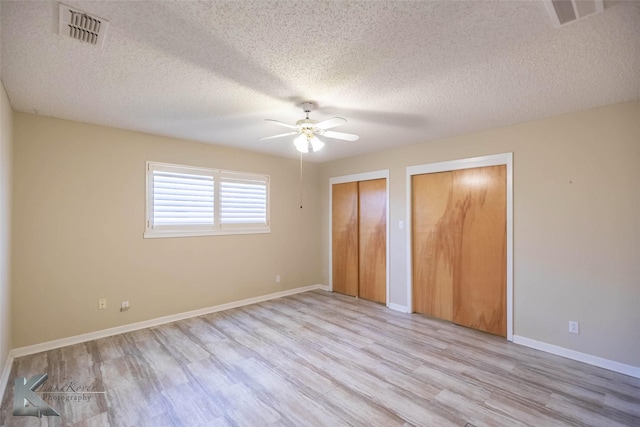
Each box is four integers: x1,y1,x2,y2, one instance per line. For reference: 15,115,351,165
332,182,359,297
411,172,454,320
452,165,507,336
358,179,387,303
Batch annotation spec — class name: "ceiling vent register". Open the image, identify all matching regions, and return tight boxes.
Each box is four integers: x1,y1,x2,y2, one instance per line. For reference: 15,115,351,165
58,3,109,47
544,0,604,27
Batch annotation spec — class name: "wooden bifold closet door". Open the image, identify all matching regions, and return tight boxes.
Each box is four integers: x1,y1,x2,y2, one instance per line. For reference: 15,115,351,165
412,165,506,336
332,182,359,297
332,179,386,304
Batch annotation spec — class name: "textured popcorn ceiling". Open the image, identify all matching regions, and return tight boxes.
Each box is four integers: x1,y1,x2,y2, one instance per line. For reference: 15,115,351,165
1,1,639,162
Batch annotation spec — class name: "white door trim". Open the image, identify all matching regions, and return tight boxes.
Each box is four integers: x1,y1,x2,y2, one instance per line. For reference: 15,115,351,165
329,170,390,305
406,153,513,341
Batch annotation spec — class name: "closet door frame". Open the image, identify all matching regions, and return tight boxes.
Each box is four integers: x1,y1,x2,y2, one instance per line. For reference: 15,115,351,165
406,153,514,341
329,170,390,305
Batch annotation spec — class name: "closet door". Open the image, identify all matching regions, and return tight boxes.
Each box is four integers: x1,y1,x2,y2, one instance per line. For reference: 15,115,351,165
411,165,506,337
452,165,506,336
412,172,454,321
332,182,359,297
358,179,386,303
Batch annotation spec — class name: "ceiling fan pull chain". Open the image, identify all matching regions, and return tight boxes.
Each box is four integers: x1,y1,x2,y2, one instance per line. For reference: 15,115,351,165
299,152,304,209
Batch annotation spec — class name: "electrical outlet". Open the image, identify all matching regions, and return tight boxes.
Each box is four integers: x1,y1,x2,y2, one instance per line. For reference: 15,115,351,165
569,321,579,334
120,301,130,312
98,298,107,310
276,275,281,283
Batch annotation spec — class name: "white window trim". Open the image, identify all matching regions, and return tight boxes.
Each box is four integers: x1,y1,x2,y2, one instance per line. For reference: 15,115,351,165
145,161,270,238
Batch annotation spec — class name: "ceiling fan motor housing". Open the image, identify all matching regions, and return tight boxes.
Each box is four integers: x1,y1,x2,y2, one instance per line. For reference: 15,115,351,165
296,118,317,126
295,117,319,137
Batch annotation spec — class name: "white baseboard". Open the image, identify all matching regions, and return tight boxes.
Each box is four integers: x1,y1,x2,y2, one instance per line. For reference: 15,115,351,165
10,284,328,359
513,335,640,379
388,302,410,313
0,351,14,403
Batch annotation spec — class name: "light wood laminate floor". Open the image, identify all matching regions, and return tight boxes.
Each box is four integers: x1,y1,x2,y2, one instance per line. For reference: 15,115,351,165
1,290,639,426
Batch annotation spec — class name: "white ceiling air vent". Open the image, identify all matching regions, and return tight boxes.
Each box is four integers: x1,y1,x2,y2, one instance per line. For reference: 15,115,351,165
543,0,604,27
58,3,109,47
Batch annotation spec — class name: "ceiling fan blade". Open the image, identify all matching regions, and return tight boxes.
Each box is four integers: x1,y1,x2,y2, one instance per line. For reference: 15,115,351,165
265,119,298,130
322,130,360,141
258,131,298,140
314,117,347,130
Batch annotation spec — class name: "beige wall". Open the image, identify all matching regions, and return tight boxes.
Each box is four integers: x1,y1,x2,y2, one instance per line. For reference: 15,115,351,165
0,83,12,375
319,102,640,367
11,113,323,347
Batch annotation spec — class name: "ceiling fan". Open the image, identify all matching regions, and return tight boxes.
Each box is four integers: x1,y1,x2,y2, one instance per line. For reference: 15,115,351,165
259,102,359,153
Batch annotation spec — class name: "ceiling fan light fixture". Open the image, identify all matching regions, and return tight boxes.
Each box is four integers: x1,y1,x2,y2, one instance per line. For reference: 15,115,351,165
310,135,324,152
294,134,309,153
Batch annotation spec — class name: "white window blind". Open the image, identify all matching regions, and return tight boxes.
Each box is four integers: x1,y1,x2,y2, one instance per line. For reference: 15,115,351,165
145,162,270,238
220,173,268,226
153,170,214,226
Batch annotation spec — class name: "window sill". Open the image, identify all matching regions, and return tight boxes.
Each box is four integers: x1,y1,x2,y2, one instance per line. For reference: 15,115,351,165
144,228,271,239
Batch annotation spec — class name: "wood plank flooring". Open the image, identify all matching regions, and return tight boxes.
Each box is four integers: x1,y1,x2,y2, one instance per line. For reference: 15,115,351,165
1,290,639,426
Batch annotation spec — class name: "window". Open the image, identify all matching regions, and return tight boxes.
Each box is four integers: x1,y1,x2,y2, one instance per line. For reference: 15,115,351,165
145,162,270,238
